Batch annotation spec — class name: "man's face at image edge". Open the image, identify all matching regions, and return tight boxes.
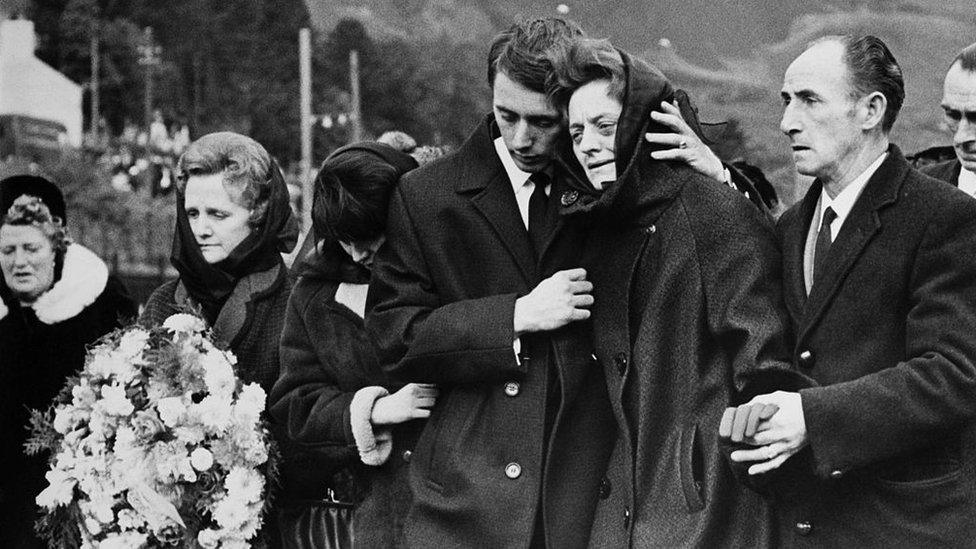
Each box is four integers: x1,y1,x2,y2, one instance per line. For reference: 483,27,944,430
492,71,564,173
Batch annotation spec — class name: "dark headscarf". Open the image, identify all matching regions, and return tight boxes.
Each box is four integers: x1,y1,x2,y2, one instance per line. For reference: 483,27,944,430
295,141,418,283
171,159,298,321
0,175,67,224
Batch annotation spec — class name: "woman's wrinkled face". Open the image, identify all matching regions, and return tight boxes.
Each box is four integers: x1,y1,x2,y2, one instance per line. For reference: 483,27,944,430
339,235,386,270
184,173,253,264
0,224,57,302
568,79,623,191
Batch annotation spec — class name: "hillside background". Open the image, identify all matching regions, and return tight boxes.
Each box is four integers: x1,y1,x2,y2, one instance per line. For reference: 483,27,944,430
305,0,976,203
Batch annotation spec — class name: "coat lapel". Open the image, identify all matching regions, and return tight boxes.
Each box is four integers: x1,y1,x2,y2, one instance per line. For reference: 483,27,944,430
470,174,538,284
798,148,907,339
458,115,538,284
780,184,819,319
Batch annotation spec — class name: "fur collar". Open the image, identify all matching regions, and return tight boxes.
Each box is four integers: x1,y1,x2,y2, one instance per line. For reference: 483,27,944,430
0,243,109,324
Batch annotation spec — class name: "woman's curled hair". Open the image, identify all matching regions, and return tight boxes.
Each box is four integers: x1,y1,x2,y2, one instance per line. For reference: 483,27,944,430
2,194,71,256
546,38,626,111
312,150,400,244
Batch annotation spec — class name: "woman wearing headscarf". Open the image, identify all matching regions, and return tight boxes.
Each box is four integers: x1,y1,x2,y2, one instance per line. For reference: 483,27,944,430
140,131,298,393
0,176,136,548
269,142,437,548
546,40,798,547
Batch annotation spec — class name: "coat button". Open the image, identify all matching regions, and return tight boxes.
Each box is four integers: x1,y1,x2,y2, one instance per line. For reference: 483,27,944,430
505,462,522,479
645,224,656,234
798,349,814,368
623,507,631,529
402,450,412,462
795,521,813,536
829,469,843,479
561,190,579,206
614,352,628,376
599,478,611,499
504,381,520,397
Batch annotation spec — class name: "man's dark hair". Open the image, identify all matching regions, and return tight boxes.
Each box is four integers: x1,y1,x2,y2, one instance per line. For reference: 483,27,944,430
951,42,976,72
487,17,585,93
814,35,905,133
312,150,400,243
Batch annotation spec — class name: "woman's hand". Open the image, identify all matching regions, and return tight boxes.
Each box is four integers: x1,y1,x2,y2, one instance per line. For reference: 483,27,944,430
371,383,439,425
645,100,727,183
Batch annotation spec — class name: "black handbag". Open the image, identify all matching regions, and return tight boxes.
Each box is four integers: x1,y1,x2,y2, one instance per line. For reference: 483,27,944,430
276,489,355,549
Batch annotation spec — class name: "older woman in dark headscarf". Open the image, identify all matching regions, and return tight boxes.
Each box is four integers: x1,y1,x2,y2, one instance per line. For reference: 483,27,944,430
546,40,797,548
140,131,298,392
0,176,136,548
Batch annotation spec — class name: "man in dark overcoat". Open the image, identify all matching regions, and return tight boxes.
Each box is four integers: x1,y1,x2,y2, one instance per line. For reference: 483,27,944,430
366,18,615,548
919,42,976,190
727,35,976,546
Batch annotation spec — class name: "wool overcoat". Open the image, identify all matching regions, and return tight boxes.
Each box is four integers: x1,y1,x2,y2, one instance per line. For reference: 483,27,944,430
558,52,794,549
268,242,423,548
366,115,615,548
772,146,976,547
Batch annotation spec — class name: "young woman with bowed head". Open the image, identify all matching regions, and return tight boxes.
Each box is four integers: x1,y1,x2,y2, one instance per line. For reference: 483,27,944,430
269,142,438,548
0,176,136,548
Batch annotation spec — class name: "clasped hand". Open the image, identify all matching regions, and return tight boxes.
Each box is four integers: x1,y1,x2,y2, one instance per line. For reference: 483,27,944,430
719,391,808,475
514,268,593,335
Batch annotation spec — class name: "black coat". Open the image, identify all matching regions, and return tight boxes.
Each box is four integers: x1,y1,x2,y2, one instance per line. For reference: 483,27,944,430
269,243,422,548
919,158,962,185
774,146,976,546
367,115,615,548
0,244,135,548
560,52,794,549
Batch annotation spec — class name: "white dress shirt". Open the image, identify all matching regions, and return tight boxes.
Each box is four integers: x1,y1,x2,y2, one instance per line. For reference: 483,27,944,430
958,166,976,199
494,136,550,229
803,152,887,293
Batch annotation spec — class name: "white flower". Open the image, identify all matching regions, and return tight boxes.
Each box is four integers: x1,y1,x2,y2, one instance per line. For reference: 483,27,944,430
99,383,134,417
83,516,102,536
88,350,139,384
36,469,77,509
117,328,149,360
190,447,214,471
52,406,75,434
157,397,186,427
225,467,264,504
196,395,233,433
97,532,148,549
163,313,207,334
116,508,146,530
212,496,249,529
197,529,221,549
201,351,237,397
233,384,266,428
72,383,98,408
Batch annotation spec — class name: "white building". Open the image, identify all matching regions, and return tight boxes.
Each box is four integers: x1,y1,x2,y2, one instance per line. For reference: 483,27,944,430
0,18,83,148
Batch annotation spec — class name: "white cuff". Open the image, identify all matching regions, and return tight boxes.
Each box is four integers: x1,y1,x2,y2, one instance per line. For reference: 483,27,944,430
350,386,393,466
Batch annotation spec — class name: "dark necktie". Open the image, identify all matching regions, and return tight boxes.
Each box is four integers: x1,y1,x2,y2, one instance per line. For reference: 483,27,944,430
527,172,551,255
813,207,837,284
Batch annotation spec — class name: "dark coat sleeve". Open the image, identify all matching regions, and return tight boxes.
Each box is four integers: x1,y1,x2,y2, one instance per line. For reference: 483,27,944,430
800,206,976,478
686,186,796,389
269,282,358,454
366,185,527,385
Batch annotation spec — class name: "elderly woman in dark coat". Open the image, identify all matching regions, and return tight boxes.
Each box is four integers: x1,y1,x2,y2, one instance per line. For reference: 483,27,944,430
269,142,437,548
547,41,796,548
0,176,135,548
140,132,298,393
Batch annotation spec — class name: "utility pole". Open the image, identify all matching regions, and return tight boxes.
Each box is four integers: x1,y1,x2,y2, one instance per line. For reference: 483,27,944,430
349,49,363,143
137,27,161,138
299,28,313,230
89,19,100,145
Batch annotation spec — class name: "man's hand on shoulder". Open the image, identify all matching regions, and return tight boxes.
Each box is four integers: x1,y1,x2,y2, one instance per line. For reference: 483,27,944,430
514,268,593,336
644,100,727,184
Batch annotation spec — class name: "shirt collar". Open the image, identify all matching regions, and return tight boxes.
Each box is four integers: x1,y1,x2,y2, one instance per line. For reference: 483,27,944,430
819,151,887,225
494,136,533,193
958,166,976,198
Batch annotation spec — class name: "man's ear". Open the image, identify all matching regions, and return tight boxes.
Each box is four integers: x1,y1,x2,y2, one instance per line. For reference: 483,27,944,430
860,91,888,131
